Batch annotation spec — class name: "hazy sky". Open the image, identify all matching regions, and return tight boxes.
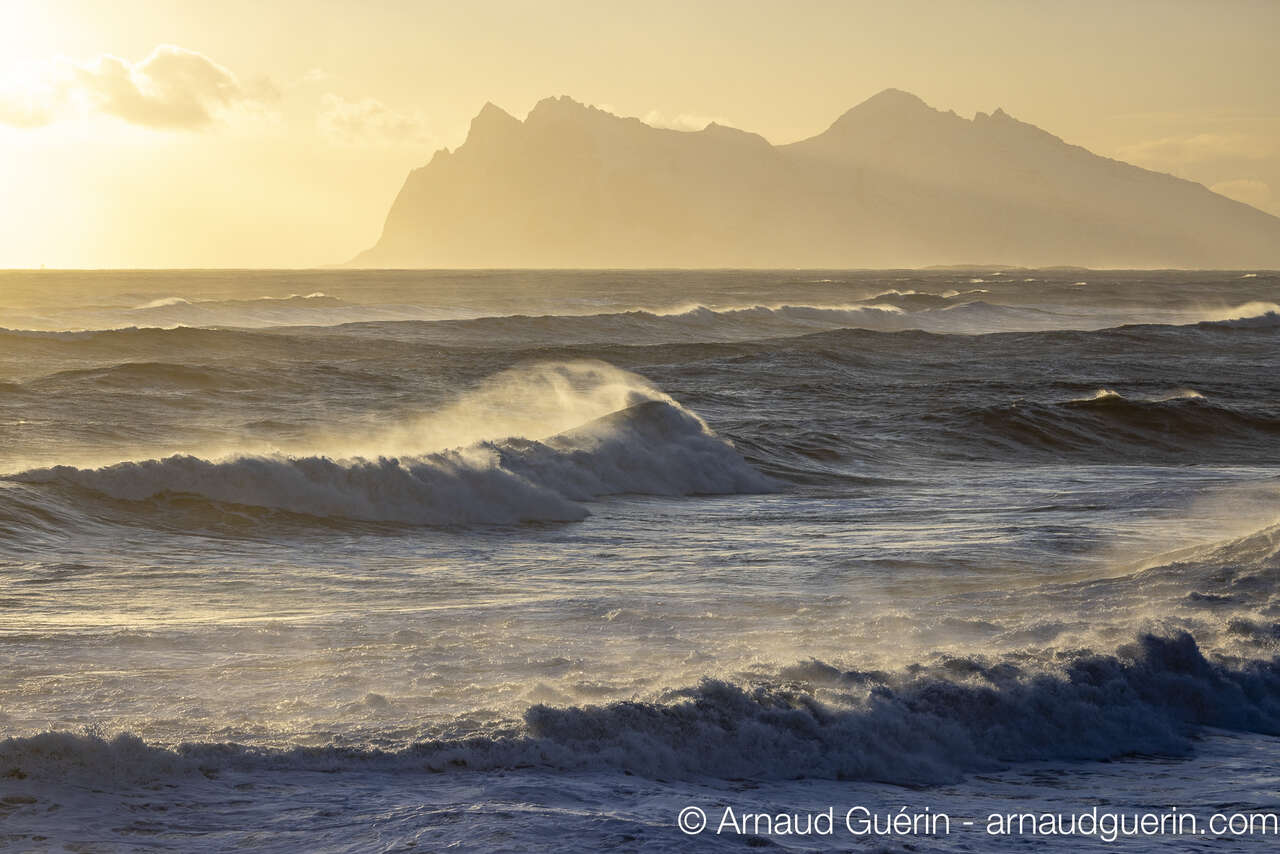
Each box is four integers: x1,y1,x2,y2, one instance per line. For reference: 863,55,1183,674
1,0,1277,268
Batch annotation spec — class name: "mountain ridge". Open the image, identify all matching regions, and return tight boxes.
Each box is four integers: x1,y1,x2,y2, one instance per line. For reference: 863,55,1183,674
352,90,1280,269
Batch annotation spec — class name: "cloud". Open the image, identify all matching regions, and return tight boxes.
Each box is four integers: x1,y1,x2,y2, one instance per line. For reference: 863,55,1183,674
1210,178,1272,211
1117,133,1276,171
74,45,275,129
0,91,59,128
0,46,275,130
0,63,71,129
319,94,429,145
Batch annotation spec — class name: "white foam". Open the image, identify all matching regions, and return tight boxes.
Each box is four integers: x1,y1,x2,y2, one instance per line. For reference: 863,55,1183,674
1198,303,1280,328
4,631,1277,787
1072,388,1122,402
133,296,193,309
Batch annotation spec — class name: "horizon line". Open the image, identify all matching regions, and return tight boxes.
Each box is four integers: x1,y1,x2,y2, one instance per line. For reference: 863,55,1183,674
2,265,1277,274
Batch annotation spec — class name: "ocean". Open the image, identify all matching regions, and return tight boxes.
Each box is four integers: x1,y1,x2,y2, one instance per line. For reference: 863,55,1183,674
1,268,1279,851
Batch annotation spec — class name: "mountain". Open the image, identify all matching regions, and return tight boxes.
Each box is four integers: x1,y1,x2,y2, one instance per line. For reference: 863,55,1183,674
351,90,1280,269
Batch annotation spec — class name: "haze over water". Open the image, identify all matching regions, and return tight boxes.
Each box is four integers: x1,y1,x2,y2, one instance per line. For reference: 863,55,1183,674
2,269,1280,850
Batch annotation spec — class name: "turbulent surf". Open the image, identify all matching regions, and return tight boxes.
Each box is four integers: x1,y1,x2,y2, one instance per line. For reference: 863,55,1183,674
1,268,1279,852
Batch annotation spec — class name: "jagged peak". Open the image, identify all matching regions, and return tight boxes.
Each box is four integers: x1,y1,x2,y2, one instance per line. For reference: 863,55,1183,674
972,105,1067,145
465,101,520,144
975,106,1016,123
527,95,611,122
477,101,515,121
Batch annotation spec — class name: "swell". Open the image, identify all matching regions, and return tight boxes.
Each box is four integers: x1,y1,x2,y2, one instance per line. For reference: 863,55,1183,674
934,390,1280,463
316,299,1078,346
0,301,1270,362
132,292,340,311
0,297,1097,354
122,291,445,329
30,361,249,391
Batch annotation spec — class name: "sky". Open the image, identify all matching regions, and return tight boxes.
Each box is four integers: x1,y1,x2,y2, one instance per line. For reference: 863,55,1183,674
0,0,1277,268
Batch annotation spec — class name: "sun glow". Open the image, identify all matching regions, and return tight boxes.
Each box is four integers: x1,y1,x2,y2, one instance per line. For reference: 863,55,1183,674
1,0,1278,268
0,0,56,68
0,62,66,128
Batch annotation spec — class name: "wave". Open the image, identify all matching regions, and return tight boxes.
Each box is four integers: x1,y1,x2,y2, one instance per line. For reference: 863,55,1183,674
4,631,1277,787
127,292,359,327
315,300,1092,351
0,325,278,354
389,302,915,346
862,287,989,310
0,298,1098,352
1200,308,1280,330
7,393,773,526
8,520,1280,788
32,361,246,390
940,389,1280,462
1070,387,1205,404
1125,519,1280,617
2,292,449,332
132,292,335,311
0,298,1232,361
0,482,89,546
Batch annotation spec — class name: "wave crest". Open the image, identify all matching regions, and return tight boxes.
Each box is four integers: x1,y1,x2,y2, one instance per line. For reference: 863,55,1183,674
1197,302,1280,328
4,632,1278,786
10,398,772,526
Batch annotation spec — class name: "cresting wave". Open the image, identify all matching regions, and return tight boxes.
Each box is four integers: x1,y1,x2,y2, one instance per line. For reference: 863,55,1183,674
4,631,1278,787
1200,308,1280,329
6,364,774,526
6,521,1278,788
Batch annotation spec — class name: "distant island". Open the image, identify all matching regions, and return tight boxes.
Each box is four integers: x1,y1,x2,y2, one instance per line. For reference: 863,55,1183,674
351,89,1280,269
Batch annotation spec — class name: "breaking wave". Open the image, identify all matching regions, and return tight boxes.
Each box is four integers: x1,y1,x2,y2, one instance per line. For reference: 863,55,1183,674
8,517,1280,785
4,631,1278,786
6,363,773,527
1200,308,1280,330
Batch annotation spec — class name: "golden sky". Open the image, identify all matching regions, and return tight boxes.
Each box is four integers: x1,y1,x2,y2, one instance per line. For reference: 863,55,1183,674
1,0,1277,268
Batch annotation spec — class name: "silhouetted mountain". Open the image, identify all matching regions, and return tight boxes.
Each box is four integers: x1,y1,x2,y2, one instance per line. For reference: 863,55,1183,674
352,91,1280,268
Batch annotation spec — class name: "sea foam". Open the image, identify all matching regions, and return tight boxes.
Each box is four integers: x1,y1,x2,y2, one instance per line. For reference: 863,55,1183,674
4,631,1278,787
